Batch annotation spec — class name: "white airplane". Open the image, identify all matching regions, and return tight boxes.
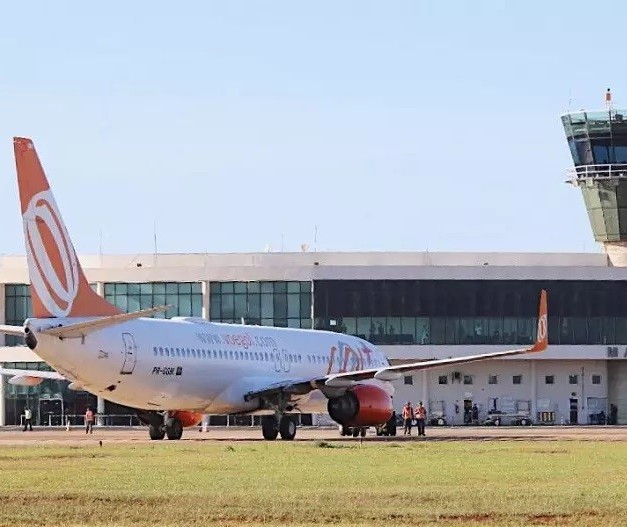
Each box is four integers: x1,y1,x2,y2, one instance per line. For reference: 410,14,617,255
0,137,548,441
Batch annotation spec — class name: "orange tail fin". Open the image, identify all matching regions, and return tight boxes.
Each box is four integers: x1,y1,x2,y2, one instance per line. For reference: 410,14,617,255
531,289,548,352
13,137,121,318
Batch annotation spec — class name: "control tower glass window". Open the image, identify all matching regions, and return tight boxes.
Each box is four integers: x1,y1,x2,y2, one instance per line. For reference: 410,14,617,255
563,109,627,243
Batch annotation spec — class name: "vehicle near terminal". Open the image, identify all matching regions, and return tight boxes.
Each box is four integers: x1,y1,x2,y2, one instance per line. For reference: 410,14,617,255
0,138,548,441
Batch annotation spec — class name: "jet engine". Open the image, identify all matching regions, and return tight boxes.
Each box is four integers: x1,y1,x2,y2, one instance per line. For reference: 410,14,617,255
327,384,393,426
137,410,204,428
170,410,204,428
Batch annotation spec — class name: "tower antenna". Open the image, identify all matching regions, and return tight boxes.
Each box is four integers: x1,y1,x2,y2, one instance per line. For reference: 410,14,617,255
153,220,158,263
606,87,614,114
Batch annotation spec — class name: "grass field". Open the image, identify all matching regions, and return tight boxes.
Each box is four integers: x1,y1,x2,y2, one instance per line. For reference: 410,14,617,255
0,440,626,526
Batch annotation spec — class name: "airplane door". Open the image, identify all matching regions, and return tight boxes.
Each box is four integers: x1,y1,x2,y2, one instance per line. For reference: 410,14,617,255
282,349,290,372
121,333,138,375
273,349,281,372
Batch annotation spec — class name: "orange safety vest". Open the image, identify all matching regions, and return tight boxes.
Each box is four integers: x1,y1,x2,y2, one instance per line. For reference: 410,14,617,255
402,406,413,419
416,406,426,419
85,410,94,422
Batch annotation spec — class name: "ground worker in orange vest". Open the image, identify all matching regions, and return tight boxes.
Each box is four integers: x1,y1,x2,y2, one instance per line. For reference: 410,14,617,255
415,401,427,436
402,401,414,435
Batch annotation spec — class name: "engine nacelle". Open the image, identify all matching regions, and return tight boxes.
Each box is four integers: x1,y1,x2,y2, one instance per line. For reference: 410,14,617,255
327,384,393,426
171,410,204,428
8,375,44,387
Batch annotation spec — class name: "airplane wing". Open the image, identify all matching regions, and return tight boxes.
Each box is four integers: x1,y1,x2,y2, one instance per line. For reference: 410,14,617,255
245,290,548,401
0,325,25,337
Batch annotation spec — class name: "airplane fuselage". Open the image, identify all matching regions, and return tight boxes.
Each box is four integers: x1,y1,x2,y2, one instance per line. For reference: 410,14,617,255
27,317,391,414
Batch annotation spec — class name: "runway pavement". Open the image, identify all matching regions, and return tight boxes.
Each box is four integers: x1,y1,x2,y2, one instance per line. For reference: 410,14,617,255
1,425,626,445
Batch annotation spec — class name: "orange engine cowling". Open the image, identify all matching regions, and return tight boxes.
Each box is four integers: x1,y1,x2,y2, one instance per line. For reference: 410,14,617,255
327,384,393,426
171,410,204,428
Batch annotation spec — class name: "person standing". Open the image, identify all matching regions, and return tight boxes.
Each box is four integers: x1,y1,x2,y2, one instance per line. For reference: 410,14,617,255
85,407,95,434
23,407,33,431
415,401,427,436
402,401,414,435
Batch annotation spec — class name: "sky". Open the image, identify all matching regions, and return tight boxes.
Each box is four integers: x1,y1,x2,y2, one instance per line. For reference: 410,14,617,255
0,1,624,255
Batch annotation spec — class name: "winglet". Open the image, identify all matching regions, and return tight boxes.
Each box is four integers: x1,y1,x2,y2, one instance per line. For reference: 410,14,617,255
531,289,548,352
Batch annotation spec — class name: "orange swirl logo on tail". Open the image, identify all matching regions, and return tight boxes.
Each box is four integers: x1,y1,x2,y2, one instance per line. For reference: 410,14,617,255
537,314,547,343
23,190,79,317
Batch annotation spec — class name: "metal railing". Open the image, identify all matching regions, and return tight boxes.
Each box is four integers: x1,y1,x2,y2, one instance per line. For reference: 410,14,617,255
18,414,141,427
566,163,627,184
15,413,329,428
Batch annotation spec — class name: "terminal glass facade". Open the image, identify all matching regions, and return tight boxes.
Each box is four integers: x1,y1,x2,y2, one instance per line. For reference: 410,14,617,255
314,280,627,345
209,281,312,328
104,282,203,317
4,284,31,346
1,361,97,426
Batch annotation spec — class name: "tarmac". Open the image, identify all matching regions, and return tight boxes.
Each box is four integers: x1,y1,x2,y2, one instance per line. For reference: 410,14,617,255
1,425,626,445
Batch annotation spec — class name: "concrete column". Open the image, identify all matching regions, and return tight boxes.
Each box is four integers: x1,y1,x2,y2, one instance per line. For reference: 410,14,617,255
0,374,5,427
97,396,105,426
422,370,429,407
310,280,315,327
531,360,537,421
0,283,5,347
202,281,210,320
96,282,105,297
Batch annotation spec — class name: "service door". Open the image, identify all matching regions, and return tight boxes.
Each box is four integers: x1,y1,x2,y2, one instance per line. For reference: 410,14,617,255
569,398,578,425
121,332,138,375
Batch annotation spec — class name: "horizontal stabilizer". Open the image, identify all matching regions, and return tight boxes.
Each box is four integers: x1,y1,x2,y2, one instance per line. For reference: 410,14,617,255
40,305,169,339
0,325,25,337
0,368,66,381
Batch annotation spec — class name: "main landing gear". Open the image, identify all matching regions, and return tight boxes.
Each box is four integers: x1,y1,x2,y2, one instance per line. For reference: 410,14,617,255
261,414,297,441
140,412,183,441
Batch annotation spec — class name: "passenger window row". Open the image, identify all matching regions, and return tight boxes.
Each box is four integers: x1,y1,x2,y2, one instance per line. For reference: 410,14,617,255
308,355,327,365
307,354,385,368
151,346,304,364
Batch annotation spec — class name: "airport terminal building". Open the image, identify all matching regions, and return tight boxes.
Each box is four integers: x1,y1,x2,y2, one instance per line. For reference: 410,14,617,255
3,105,627,428
1,250,627,427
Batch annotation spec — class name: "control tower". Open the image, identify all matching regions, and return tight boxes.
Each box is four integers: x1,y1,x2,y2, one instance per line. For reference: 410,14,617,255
562,92,627,265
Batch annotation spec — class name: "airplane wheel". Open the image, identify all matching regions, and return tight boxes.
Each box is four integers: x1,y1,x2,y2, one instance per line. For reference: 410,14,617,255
352,428,359,438
149,424,165,440
166,418,183,440
262,416,279,440
279,415,296,440
359,427,367,438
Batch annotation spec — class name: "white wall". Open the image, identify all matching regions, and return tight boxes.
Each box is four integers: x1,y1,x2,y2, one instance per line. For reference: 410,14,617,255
391,359,609,425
